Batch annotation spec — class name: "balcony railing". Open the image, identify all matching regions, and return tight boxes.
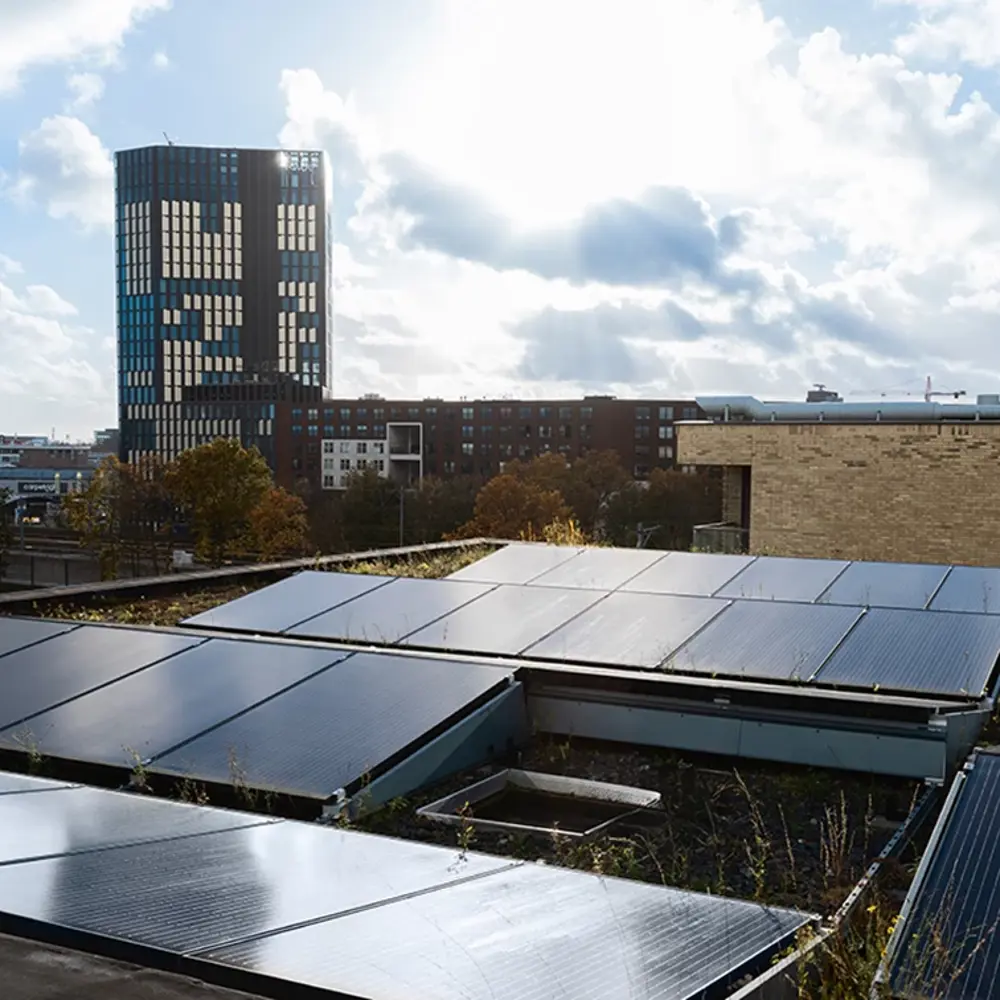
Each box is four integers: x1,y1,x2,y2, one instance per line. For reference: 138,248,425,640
692,522,749,555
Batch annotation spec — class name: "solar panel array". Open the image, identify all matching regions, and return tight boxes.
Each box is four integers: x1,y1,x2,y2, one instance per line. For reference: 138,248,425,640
179,545,1000,700
0,617,513,802
0,773,811,1000
887,750,1000,999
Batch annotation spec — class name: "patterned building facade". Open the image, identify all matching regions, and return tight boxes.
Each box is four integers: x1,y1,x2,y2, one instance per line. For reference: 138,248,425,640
114,144,333,465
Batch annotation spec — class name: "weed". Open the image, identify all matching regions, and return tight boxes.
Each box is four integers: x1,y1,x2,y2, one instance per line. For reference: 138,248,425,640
10,728,44,775
456,801,476,857
124,746,150,792
176,776,210,805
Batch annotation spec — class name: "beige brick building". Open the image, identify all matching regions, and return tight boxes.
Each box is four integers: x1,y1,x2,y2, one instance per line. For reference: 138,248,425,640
678,415,1000,566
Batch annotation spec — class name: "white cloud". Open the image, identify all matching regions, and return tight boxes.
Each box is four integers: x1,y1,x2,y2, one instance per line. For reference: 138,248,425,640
889,0,1000,66
0,254,23,278
65,71,104,110
0,0,171,94
11,115,114,229
151,50,170,70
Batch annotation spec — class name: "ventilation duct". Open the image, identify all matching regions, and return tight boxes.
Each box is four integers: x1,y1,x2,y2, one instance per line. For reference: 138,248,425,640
695,396,1000,423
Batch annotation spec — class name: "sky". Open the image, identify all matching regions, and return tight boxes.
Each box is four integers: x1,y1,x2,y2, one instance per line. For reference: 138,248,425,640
4,0,1000,440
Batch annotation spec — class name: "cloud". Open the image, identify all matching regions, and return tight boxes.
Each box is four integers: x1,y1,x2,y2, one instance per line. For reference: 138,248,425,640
0,0,171,94
889,0,1000,66
11,115,114,229
65,71,104,110
0,254,23,278
151,50,170,70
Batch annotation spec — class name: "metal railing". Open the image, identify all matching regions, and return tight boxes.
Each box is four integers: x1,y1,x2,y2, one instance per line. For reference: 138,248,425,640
692,521,749,554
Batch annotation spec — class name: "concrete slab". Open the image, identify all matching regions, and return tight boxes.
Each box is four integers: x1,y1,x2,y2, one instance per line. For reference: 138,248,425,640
1,933,262,1000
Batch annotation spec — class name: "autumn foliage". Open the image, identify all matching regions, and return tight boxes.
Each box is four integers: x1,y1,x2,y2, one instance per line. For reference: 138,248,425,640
449,474,571,540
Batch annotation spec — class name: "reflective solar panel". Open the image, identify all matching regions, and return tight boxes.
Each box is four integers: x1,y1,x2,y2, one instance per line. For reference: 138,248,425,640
0,638,348,768
207,861,811,1000
0,626,204,733
286,577,496,645
182,570,396,633
888,752,1000,999
0,785,270,866
447,542,586,585
619,551,756,597
929,565,1000,615
715,556,851,602
0,818,512,955
150,651,512,800
0,772,74,796
528,547,667,591
816,561,950,610
522,592,730,669
0,618,80,659
662,601,864,682
399,584,606,656
813,608,1000,697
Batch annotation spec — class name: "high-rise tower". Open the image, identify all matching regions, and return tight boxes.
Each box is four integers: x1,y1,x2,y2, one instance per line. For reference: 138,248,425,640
114,144,332,465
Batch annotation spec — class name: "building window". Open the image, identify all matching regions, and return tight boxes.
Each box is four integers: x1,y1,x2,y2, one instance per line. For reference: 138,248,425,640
462,424,474,439
634,425,650,439
408,407,420,418
559,424,572,439
580,406,593,419
634,464,649,478
461,442,474,455
481,406,492,419
339,441,351,453
374,408,385,420
356,424,368,435
682,406,698,420
372,441,385,454
499,406,512,419
462,406,474,420
356,442,367,454
340,458,351,471
444,460,456,474
635,406,650,420
424,406,436,417
538,425,552,438
539,406,552,419
307,408,318,421
658,445,674,460
518,406,532,419
323,474,336,489
339,408,351,421
518,444,532,458
659,406,674,421
521,424,533,438
659,425,674,440
558,406,572,420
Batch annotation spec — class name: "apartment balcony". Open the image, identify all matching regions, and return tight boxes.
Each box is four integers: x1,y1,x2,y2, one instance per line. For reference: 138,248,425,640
692,521,749,555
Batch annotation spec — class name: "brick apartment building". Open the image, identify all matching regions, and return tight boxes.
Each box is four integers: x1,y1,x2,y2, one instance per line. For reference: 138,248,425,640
276,396,703,491
678,394,1000,566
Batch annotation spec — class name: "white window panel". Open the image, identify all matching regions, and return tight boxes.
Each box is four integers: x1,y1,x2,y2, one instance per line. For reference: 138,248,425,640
235,264,242,279
224,265,231,279
308,328,316,343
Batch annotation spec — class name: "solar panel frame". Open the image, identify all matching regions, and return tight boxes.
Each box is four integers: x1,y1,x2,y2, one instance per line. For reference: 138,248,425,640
398,583,608,656
205,860,811,1000
812,607,1000,697
148,651,513,800
815,560,951,610
929,565,1000,615
181,570,398,634
661,600,865,683
0,618,82,659
521,592,732,669
619,551,757,597
285,577,498,645
0,638,350,768
447,542,587,584
0,626,206,734
715,556,851,603
0,772,74,796
526,546,667,591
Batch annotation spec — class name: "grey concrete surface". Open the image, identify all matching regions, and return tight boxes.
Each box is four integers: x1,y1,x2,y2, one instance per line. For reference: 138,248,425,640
2,933,263,1000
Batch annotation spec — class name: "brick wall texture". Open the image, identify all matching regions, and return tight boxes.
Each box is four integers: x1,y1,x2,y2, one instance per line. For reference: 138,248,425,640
678,421,1000,566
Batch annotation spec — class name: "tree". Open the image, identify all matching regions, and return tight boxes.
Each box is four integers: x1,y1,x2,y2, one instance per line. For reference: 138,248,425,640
450,474,571,540
336,468,401,551
65,457,129,580
403,475,481,545
168,439,273,567
244,487,310,561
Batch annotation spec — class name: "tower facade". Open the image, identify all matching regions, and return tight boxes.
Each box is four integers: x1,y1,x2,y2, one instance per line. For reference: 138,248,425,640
114,144,332,465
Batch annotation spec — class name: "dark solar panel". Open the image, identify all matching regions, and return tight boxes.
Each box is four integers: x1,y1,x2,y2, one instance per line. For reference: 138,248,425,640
0,626,204,733
527,547,667,591
206,861,810,1000
715,556,850,602
0,818,512,955
522,592,730,669
150,651,512,800
0,785,270,866
399,584,606,656
929,566,1000,615
287,577,497,645
0,638,348,768
0,618,80,659
620,551,757,597
447,543,586,584
816,561,950,610
813,608,1000,697
888,752,1000,998
182,570,396,633
662,600,864,682
0,772,73,795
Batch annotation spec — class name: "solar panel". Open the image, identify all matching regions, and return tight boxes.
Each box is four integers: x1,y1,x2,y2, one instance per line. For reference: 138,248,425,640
0,626,204,734
399,584,606,656
522,593,730,669
0,638,349,769
888,752,1000,999
815,561,950,610
447,542,586,584
929,565,1000,615
715,556,851,602
527,547,667,591
0,772,74,796
206,860,811,1000
813,608,1000,697
0,618,80,659
182,570,396,634
149,651,513,800
0,817,513,956
619,551,756,597
0,784,270,866
661,601,864,683
286,577,497,645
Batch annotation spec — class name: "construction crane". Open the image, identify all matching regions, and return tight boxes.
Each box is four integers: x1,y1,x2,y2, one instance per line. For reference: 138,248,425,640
848,375,966,403
162,131,174,146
